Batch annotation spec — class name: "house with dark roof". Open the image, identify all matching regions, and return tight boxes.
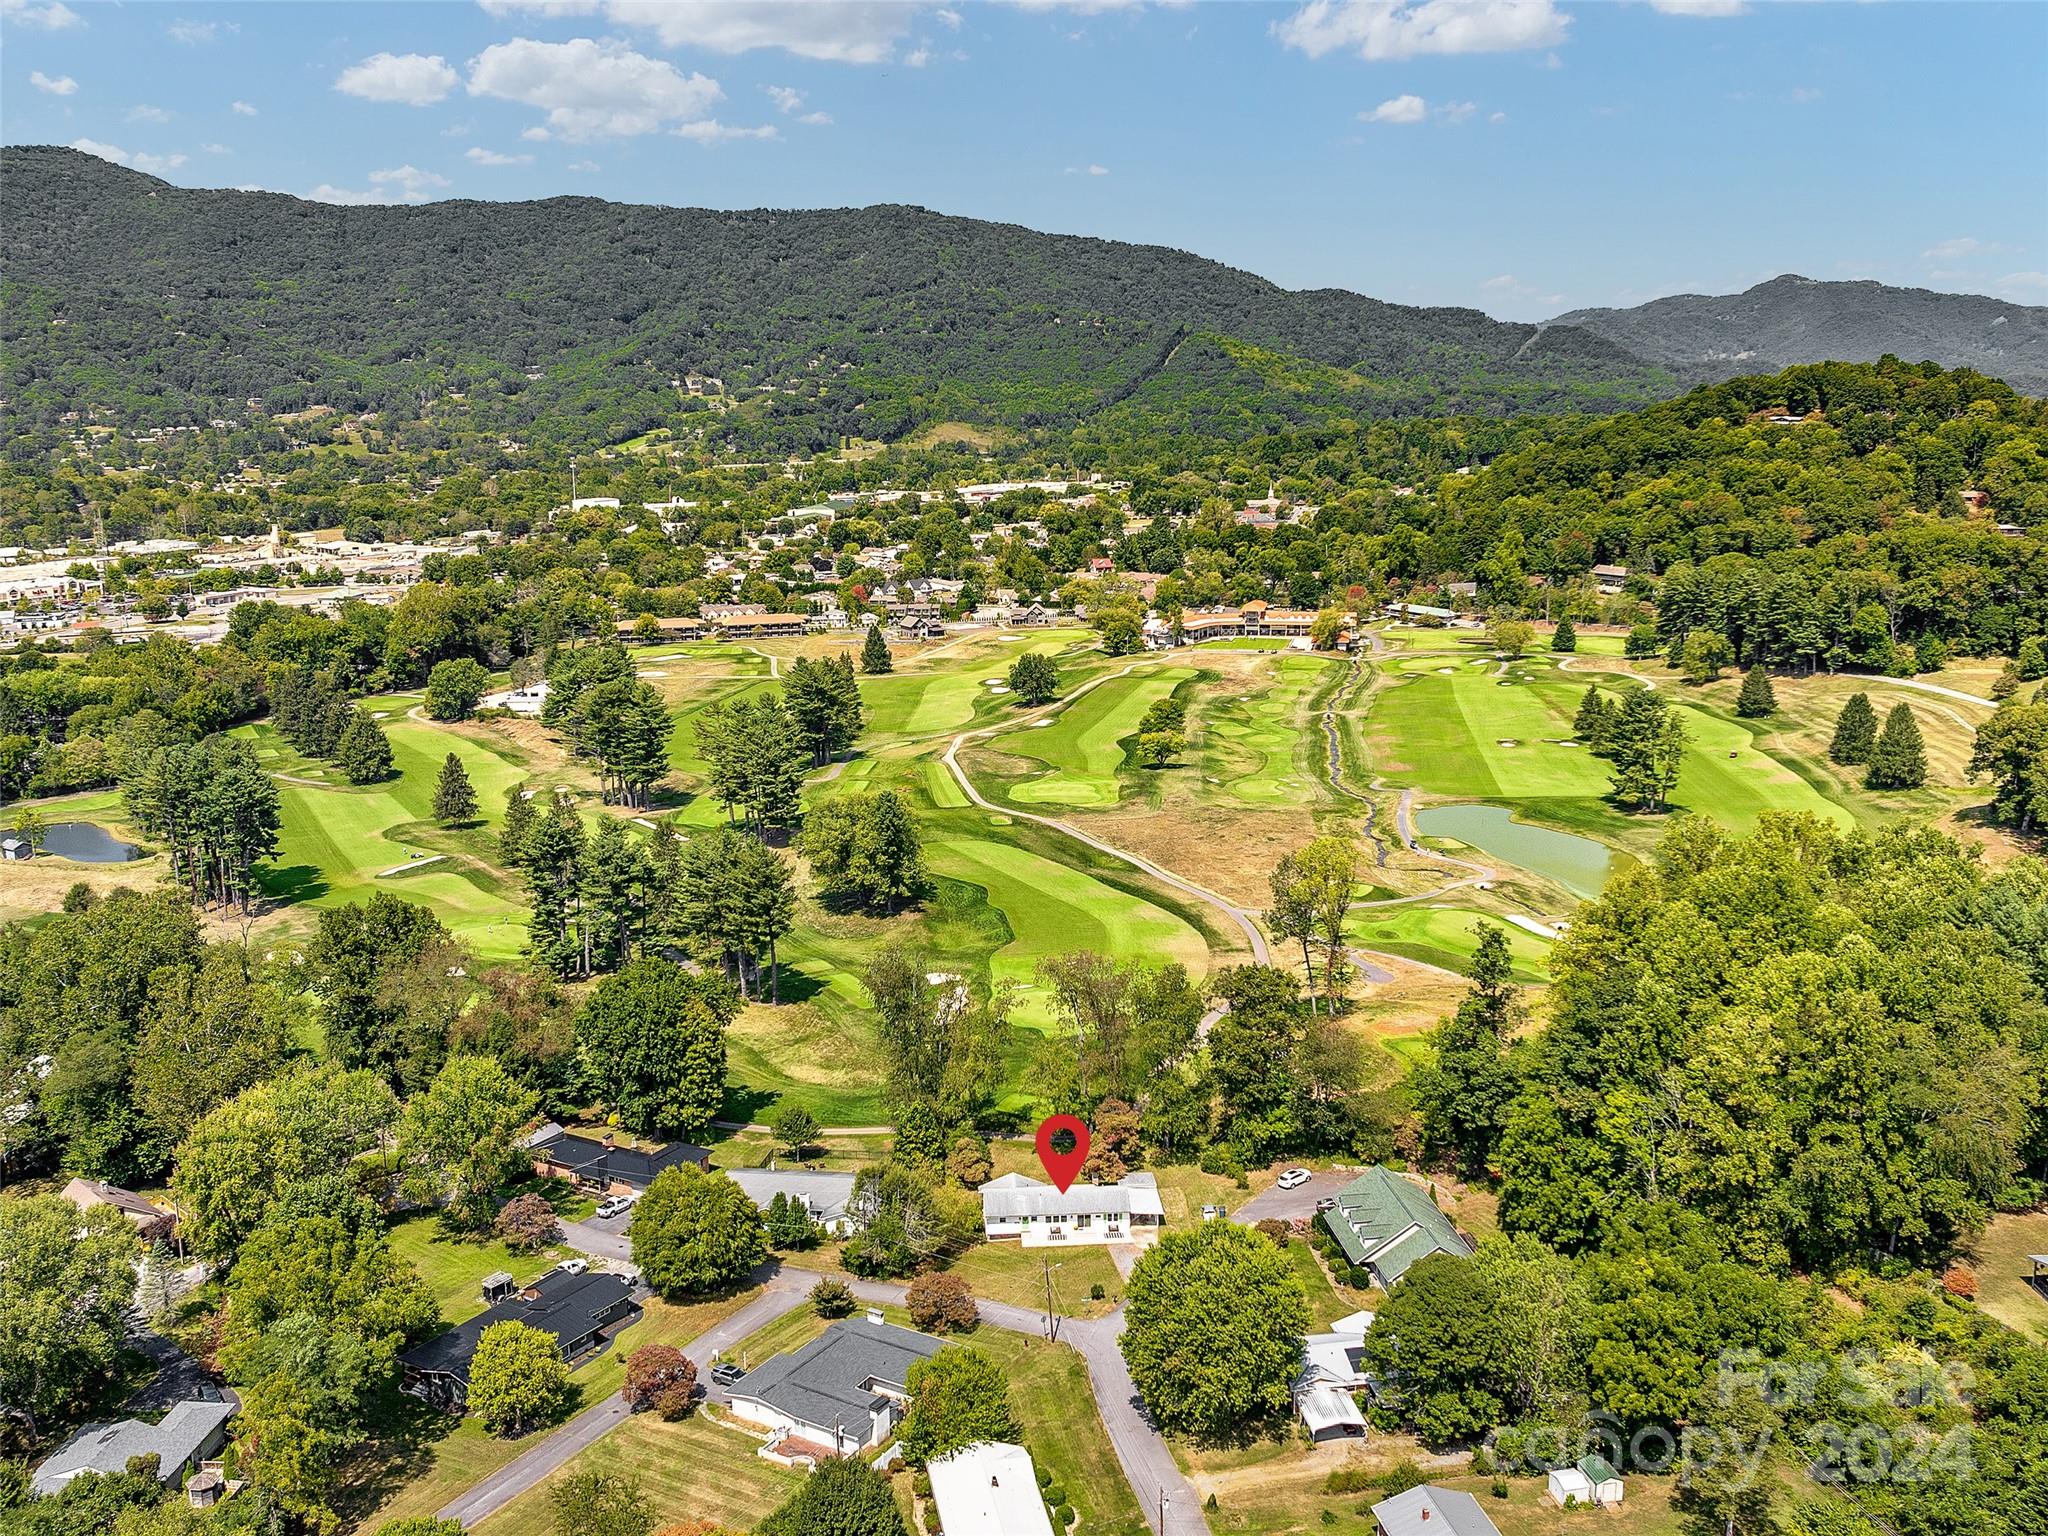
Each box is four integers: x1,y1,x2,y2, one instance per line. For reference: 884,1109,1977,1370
31,1398,236,1497
399,1267,642,1412
1371,1485,1501,1536
522,1122,708,1195
1321,1166,1474,1288
726,1314,942,1458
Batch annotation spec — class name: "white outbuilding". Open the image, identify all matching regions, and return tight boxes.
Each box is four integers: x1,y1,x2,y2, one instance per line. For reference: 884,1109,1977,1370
928,1441,1054,1536
1546,1466,1594,1508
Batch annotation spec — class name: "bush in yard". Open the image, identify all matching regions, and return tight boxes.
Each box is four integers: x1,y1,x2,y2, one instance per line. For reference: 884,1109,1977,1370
905,1271,978,1333
494,1192,559,1252
624,1343,698,1418
469,1320,570,1436
550,1469,653,1536
899,1346,1017,1464
760,1456,905,1536
811,1276,856,1318
1254,1218,1292,1245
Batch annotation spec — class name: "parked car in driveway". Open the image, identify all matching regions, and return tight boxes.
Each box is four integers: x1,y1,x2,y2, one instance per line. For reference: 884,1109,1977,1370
1277,1167,1312,1190
709,1362,746,1388
1315,1195,1338,1214
594,1196,633,1219
558,1258,589,1275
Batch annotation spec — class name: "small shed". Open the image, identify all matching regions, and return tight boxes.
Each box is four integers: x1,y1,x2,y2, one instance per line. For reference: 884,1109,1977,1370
1546,1466,1594,1507
1577,1453,1624,1505
479,1271,517,1306
1297,1384,1366,1443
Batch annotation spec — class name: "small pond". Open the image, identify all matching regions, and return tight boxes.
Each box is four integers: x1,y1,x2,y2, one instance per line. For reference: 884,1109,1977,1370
1414,804,1612,901
8,821,143,863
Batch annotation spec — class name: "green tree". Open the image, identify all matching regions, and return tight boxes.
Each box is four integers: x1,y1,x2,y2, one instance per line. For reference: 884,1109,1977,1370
1359,1252,1511,1445
221,1215,437,1365
1550,613,1577,653
1968,701,2048,829
1310,607,1350,652
1607,688,1685,810
432,752,478,824
1828,693,1877,764
304,893,451,1084
1135,730,1183,767
772,1103,820,1160
393,1054,540,1231
629,1164,767,1297
500,784,538,866
424,658,491,722
469,1320,570,1435
1865,701,1927,789
1681,629,1734,683
800,789,928,913
1120,1222,1309,1440
784,653,865,766
760,1456,907,1536
1093,597,1145,656
898,1347,1019,1464
226,1312,380,1521
1007,651,1059,705
1412,924,1522,1176
863,942,1008,1121
0,1197,138,1439
575,959,735,1138
1735,665,1777,718
1488,617,1535,657
764,1190,822,1250
2019,636,2048,681
549,1470,653,1536
1573,685,1615,750
131,943,296,1163
336,709,395,784
860,623,893,674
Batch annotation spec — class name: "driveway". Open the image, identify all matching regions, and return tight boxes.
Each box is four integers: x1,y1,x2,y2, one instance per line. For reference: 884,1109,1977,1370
1233,1168,1354,1225
560,1209,633,1265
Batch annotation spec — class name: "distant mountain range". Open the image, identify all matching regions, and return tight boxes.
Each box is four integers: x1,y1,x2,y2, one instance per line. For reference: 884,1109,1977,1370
2,147,2041,453
1552,274,2048,395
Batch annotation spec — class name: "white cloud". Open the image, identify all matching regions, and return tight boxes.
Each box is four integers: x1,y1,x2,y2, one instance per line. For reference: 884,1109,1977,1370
566,158,600,172
167,17,228,43
1788,85,1822,104
1481,273,1564,307
604,1,918,62
305,165,452,206
1063,163,1110,175
1362,93,1427,124
468,37,723,140
673,119,778,143
1278,0,1568,61
1489,109,1507,123
1649,0,1745,15
126,104,172,124
70,138,186,175
465,145,535,165
1923,236,2005,261
1997,272,2048,293
29,70,77,95
765,84,805,112
1439,99,1476,122
202,142,229,154
232,100,258,116
335,52,461,107
520,125,552,141
936,5,962,24
904,46,932,66
476,0,600,13
798,110,833,126
1,0,84,30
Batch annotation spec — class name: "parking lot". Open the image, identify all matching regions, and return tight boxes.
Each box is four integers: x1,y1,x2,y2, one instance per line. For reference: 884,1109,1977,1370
1232,1168,1356,1225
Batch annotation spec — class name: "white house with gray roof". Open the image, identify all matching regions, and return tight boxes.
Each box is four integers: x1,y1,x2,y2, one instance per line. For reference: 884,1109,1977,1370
31,1399,237,1497
1370,1485,1502,1536
724,1167,856,1233
725,1315,942,1457
977,1170,1165,1247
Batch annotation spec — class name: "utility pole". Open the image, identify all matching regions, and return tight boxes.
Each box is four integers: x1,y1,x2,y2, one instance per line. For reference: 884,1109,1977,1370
1040,1256,1060,1344
568,454,578,517
1158,1488,1169,1534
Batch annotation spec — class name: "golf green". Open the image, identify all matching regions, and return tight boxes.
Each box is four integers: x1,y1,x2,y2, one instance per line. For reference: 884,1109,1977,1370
1346,905,1555,982
1200,654,1343,806
999,667,1196,807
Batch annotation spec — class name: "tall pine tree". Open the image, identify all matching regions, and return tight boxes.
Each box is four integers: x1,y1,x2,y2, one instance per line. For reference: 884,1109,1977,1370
1828,693,1878,764
1735,665,1777,718
432,753,478,824
1550,614,1577,653
861,623,894,675
336,710,394,785
1865,702,1927,789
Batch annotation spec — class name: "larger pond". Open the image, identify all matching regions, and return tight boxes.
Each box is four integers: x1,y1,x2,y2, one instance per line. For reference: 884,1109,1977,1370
8,821,143,863
1414,803,1612,901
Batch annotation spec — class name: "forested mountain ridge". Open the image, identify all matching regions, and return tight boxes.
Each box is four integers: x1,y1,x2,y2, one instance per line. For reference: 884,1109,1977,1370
1552,273,2048,395
2,145,1679,450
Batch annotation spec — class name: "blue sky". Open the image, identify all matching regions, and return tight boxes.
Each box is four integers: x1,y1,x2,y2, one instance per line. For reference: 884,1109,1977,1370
4,0,2044,319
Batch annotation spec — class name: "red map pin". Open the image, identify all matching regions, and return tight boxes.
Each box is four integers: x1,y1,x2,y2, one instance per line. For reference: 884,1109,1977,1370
1035,1114,1090,1193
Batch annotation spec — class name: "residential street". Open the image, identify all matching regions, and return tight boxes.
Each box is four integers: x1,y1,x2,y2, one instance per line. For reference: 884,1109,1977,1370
435,1263,1208,1534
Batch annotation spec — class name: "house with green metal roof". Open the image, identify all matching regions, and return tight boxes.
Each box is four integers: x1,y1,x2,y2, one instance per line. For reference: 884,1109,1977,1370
1321,1166,1473,1287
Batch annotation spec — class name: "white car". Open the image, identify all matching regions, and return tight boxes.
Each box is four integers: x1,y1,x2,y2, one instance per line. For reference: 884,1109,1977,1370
1276,1167,1312,1190
594,1196,633,1219
558,1258,589,1275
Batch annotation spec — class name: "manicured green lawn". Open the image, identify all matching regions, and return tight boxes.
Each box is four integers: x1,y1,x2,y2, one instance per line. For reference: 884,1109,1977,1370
385,1212,569,1326
1199,654,1344,808
997,667,1196,807
242,718,534,961
947,1238,1125,1318
926,834,1209,1031
1345,905,1554,981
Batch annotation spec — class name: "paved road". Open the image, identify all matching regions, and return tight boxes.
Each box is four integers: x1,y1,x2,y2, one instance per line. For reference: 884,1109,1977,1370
437,1270,812,1527
943,660,1271,966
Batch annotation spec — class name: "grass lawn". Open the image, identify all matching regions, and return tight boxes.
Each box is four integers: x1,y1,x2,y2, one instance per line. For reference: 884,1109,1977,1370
947,1238,1125,1318
469,1411,803,1536
384,1212,570,1326
1346,905,1554,981
1199,654,1345,809
996,667,1196,807
1969,1208,2048,1341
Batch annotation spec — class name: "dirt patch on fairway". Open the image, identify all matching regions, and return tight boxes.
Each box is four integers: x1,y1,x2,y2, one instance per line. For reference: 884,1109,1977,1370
1082,805,1318,906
